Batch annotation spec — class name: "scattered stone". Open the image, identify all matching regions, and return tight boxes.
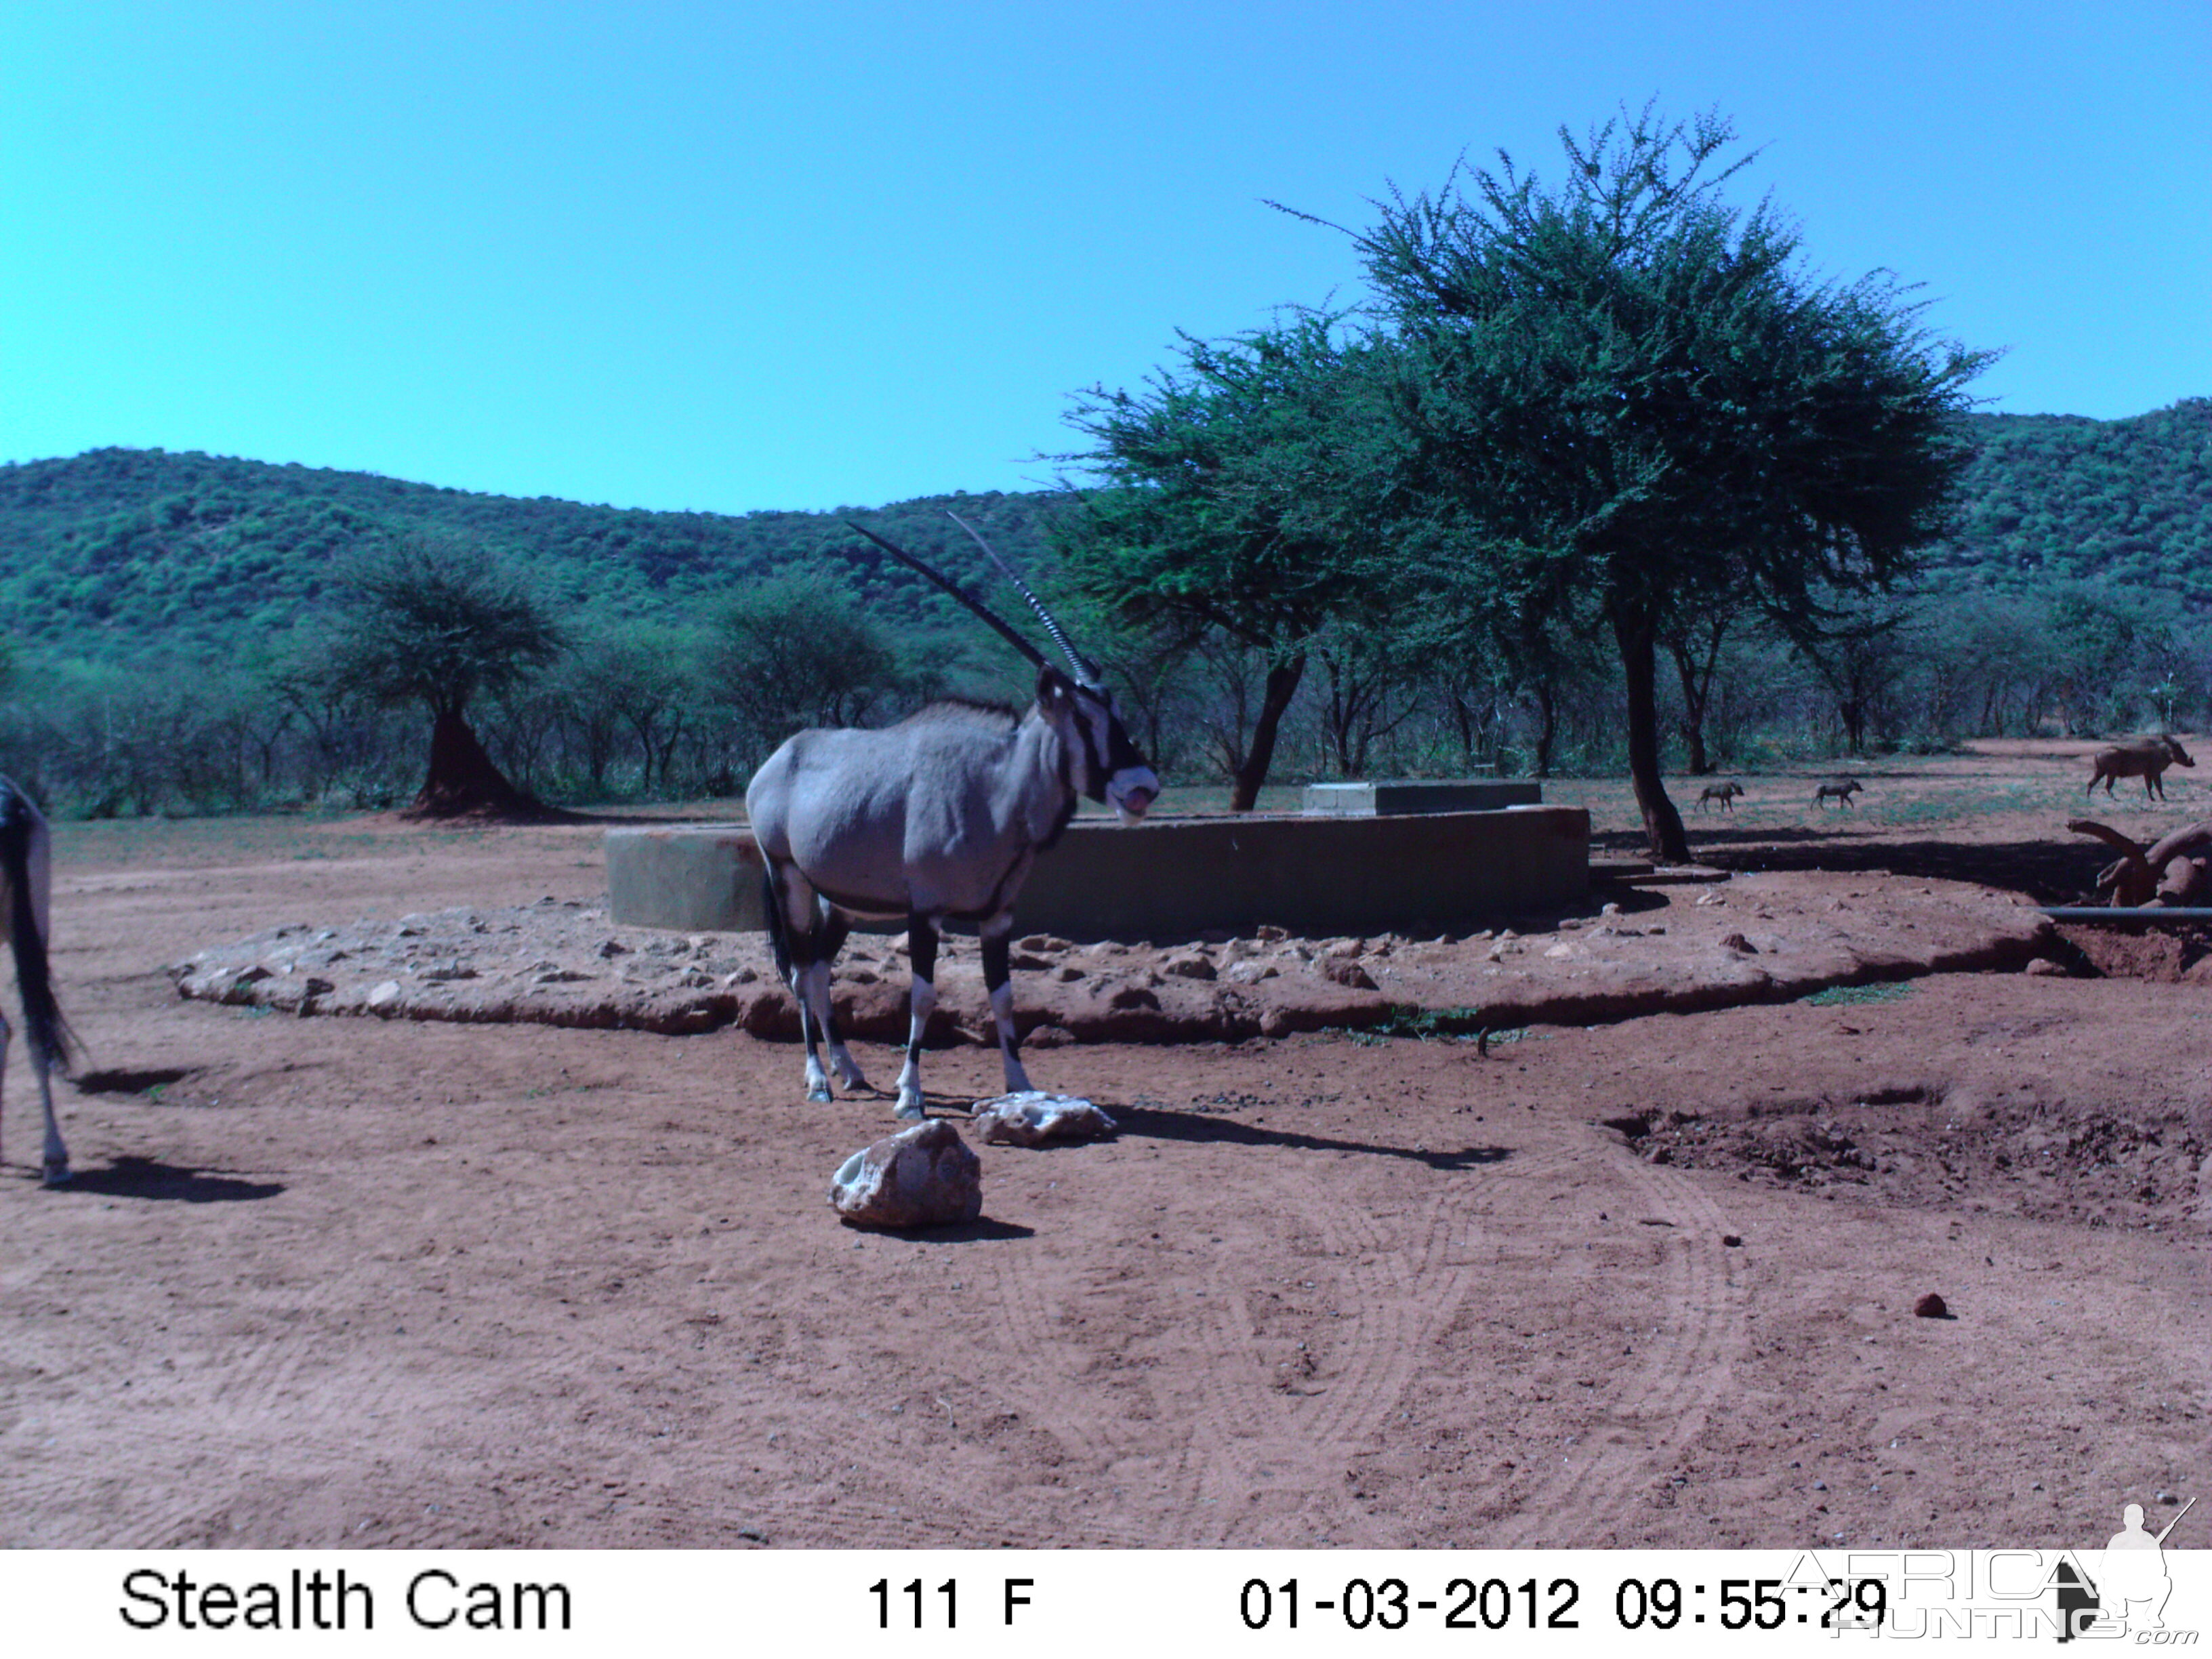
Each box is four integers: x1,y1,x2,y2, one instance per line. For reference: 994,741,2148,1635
1719,933,1757,954
971,1091,1118,1147
366,981,403,1011
829,1120,983,1230
1696,891,1727,907
1162,953,1216,980
171,869,2053,1047
1544,943,1577,960
1912,1292,1951,1319
1600,902,1622,917
1023,1024,1076,1048
1722,1234,1744,1247
2024,957,2067,977
598,939,629,958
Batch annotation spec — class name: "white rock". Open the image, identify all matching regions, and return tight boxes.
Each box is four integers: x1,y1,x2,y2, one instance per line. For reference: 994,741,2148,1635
830,1120,983,1229
971,1091,1119,1147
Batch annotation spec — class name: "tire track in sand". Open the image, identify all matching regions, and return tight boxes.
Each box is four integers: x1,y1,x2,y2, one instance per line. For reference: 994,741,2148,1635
1482,1147,1748,1547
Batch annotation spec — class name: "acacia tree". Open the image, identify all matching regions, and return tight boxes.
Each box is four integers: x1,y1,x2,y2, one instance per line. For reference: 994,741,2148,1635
1334,105,1989,859
702,571,899,768
325,535,567,819
1055,314,1404,810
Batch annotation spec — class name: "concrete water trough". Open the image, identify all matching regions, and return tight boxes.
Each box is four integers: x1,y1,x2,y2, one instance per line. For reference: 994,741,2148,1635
607,802,1590,939
1301,779,1541,814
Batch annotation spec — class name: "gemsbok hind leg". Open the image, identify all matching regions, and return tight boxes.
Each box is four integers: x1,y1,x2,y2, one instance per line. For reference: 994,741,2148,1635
0,1008,45,1181
768,868,869,1102
894,912,939,1119
978,912,1035,1098
0,792,69,1184
804,899,869,1096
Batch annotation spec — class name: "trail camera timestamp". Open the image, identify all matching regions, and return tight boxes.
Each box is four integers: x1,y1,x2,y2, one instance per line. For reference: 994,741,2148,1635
1235,1574,1888,1633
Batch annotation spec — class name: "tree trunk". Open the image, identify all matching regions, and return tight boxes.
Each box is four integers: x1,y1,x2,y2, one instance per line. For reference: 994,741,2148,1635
1614,600,1689,862
1533,678,1558,778
1229,655,1306,813
1669,623,1725,775
407,705,552,821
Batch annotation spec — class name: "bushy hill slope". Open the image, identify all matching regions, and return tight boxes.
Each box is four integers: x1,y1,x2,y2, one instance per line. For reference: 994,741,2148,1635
3,399,2207,663
1922,398,2212,600
0,447,1065,661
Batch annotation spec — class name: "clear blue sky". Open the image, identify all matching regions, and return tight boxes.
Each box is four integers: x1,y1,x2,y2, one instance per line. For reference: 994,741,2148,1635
5,1,2205,515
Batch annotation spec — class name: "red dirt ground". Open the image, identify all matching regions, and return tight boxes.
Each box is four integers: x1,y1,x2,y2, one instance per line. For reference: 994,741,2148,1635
2,743,2207,1551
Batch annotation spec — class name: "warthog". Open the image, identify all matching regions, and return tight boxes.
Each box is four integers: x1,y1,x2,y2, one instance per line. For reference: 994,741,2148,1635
1697,781,1744,813
2087,735,2195,800
1814,777,1863,808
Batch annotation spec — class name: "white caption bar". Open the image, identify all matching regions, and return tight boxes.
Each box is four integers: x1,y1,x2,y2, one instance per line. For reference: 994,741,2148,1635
9,1549,2207,1654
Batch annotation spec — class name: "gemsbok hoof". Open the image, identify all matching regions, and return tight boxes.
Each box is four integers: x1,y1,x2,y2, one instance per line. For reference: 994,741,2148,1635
807,1085,834,1104
41,1160,70,1187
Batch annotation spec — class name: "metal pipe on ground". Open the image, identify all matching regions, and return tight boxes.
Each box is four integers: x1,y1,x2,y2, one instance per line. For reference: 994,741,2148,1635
2038,906,2212,924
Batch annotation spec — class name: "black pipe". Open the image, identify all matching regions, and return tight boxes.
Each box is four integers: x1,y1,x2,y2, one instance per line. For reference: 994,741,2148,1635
2039,906,2212,924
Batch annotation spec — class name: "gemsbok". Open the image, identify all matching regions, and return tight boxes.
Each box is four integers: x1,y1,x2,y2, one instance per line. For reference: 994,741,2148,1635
745,516,1159,1118
1,776,73,1183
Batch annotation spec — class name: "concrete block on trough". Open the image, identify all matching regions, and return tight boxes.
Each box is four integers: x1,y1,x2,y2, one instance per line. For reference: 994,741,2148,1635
607,804,1590,939
1302,779,1542,815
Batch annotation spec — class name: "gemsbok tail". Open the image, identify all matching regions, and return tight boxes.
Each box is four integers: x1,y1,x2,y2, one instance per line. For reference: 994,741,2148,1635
0,782,74,1074
760,863,796,987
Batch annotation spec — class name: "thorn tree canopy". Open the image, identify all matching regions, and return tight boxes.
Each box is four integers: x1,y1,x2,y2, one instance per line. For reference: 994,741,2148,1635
325,533,569,819
1322,103,1992,859
1054,312,1406,811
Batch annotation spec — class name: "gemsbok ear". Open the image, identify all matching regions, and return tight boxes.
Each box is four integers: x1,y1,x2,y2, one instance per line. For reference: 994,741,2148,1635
1036,665,1074,709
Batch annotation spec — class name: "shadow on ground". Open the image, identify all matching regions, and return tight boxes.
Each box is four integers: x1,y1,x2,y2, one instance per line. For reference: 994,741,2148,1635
1603,826,2112,904
52,1155,285,1204
1111,1101,1515,1172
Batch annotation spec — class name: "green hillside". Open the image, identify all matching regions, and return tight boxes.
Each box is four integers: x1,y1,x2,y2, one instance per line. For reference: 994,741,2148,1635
1921,398,2212,600
0,447,1065,661
3,398,2207,664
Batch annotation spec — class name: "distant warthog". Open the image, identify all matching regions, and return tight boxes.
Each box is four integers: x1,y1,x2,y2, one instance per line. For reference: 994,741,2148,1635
2086,735,2195,800
1814,777,1862,808
1697,781,1744,813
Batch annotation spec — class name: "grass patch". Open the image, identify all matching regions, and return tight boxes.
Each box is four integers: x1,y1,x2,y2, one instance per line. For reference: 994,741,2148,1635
1345,1006,1535,1044
1801,980,1917,1008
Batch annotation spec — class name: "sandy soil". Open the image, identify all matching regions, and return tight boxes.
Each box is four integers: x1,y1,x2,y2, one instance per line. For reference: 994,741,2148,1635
2,744,2207,1551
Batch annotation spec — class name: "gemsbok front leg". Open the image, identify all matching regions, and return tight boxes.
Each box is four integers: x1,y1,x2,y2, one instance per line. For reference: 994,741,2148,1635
978,911,1035,1098
895,912,939,1119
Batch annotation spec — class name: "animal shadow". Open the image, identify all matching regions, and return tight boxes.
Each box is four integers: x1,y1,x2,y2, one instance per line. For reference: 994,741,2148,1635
1111,1101,1514,1172
48,1155,284,1204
